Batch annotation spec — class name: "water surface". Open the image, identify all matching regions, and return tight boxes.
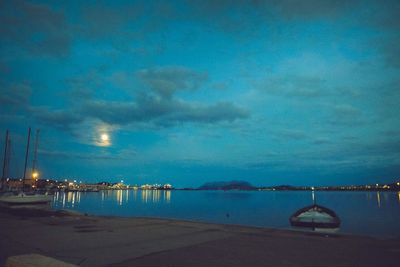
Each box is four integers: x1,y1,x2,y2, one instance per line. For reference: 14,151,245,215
52,190,400,238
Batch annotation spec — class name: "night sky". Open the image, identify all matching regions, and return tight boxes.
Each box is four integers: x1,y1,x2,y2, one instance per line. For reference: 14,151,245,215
1,0,399,187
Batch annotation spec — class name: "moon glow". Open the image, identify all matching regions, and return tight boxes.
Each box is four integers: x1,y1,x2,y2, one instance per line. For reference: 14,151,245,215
101,133,109,142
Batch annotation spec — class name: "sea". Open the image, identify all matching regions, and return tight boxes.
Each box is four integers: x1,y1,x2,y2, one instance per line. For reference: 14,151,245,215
51,190,400,238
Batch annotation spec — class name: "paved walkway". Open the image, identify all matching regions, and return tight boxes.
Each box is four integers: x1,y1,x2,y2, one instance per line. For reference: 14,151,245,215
0,209,399,266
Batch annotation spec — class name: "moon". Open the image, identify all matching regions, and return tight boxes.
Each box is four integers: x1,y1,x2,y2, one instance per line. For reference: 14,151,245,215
101,133,109,142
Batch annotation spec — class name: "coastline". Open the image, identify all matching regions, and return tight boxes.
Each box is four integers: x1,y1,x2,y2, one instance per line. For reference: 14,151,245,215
0,206,399,267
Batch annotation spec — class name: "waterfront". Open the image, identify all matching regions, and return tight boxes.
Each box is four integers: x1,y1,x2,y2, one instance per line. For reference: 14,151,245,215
2,207,399,267
52,190,400,238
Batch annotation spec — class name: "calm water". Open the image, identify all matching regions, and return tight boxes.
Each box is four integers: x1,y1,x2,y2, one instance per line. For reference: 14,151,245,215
52,190,400,238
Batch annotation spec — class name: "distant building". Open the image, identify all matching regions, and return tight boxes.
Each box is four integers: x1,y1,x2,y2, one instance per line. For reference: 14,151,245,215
163,184,172,189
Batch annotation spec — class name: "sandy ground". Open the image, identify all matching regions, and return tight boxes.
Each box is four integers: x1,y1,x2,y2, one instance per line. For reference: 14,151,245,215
0,206,399,267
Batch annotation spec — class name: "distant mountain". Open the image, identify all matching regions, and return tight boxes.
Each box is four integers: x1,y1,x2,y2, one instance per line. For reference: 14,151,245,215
198,180,256,190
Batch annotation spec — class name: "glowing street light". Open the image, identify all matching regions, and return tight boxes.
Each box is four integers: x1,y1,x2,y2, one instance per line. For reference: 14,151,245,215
32,172,39,179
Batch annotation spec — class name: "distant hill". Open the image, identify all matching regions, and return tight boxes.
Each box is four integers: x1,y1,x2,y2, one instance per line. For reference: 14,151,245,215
198,180,256,190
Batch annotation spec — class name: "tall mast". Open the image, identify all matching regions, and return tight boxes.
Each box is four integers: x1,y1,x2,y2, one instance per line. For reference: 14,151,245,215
1,130,9,190
22,127,31,191
5,138,11,179
32,129,40,176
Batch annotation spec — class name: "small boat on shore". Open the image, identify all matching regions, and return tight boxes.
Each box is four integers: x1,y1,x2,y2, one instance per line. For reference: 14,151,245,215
289,204,341,229
289,190,340,231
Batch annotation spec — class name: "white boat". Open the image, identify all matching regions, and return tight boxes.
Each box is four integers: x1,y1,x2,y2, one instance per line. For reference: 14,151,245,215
289,190,341,231
0,128,52,206
289,204,341,229
0,192,52,205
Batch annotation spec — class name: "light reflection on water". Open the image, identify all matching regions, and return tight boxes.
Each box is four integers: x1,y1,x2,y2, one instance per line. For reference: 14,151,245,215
52,190,400,238
376,191,381,208
53,190,171,209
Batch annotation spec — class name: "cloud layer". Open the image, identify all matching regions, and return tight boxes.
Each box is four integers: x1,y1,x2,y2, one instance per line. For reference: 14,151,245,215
0,0,399,186
31,66,248,134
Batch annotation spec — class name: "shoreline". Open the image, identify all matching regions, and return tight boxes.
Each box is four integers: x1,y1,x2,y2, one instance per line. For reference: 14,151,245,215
2,203,398,239
50,206,400,240
1,206,399,267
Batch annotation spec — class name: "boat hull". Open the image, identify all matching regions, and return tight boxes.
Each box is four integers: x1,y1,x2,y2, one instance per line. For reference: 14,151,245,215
289,204,341,229
0,194,52,205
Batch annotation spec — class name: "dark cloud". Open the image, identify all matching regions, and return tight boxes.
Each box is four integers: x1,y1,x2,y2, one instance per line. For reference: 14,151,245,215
355,140,400,157
0,0,70,56
373,81,400,119
39,149,135,161
330,139,400,170
269,0,355,20
81,97,248,127
381,129,400,137
78,0,261,43
362,1,400,68
137,66,208,98
187,0,355,28
273,129,309,140
77,1,178,51
245,161,286,170
75,0,357,48
380,35,400,68
325,104,366,127
312,138,332,145
187,0,399,70
260,75,328,98
0,61,10,74
78,2,144,39
0,0,395,61
184,0,269,36
64,70,103,100
368,0,400,30
33,108,85,131
161,101,249,125
82,100,139,125
246,137,400,172
332,104,361,118
33,66,248,130
0,83,31,106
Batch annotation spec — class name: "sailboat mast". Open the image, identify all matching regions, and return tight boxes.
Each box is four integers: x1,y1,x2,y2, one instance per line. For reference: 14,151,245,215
22,127,31,191
32,129,40,175
1,130,9,190
5,138,11,179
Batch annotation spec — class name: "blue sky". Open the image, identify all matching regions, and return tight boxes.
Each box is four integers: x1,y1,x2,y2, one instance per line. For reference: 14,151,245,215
1,0,399,187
